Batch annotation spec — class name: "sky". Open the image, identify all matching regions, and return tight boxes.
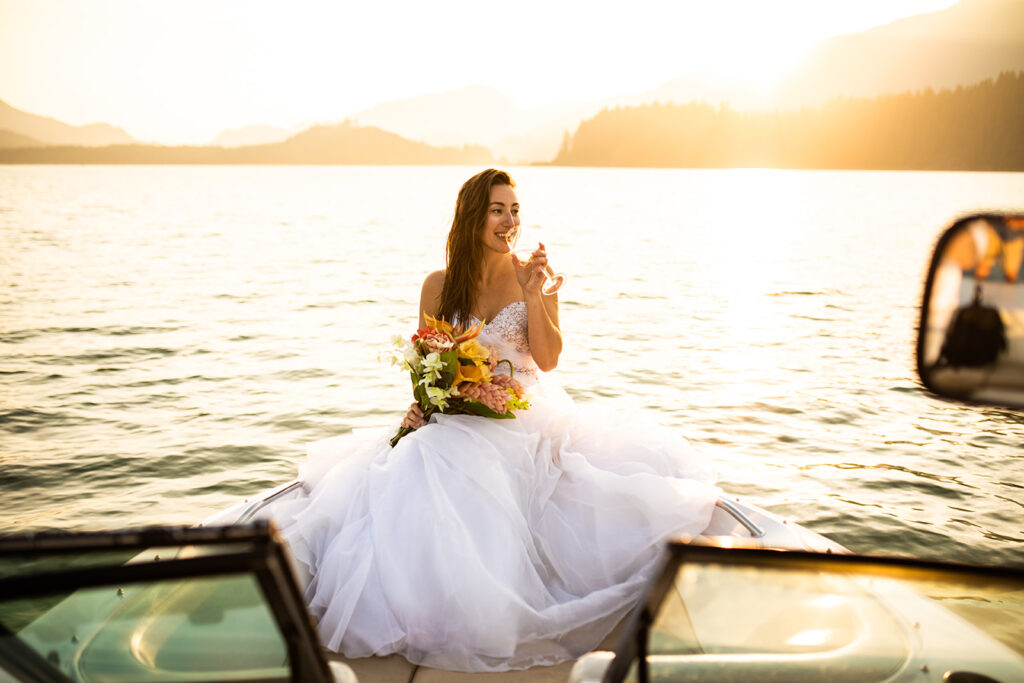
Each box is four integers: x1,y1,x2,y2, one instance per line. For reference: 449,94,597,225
0,0,959,145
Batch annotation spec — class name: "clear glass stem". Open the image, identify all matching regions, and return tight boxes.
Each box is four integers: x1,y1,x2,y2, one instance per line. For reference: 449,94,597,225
512,249,565,295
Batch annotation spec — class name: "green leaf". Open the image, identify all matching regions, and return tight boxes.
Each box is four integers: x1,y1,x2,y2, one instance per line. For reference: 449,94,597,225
439,350,459,384
413,383,428,406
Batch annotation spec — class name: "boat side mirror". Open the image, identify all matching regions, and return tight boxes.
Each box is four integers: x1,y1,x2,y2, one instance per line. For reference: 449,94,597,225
917,213,1024,408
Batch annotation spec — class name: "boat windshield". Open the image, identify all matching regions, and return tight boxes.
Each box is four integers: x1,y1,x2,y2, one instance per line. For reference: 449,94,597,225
604,544,1024,683
0,522,331,683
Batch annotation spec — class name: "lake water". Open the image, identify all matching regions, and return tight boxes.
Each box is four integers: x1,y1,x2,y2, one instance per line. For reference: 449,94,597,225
2,165,1023,567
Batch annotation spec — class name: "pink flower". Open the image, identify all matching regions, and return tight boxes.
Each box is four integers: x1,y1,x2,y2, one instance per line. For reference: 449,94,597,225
490,373,524,399
459,382,508,414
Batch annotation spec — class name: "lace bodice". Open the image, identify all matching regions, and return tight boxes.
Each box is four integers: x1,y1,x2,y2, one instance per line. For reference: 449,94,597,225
467,301,539,382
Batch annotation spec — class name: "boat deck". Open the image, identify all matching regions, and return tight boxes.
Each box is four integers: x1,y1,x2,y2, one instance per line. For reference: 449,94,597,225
310,498,846,683
331,655,575,683
328,625,621,683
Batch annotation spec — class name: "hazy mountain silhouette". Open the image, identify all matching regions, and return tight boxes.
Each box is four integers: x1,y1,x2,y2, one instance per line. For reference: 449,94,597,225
352,85,520,147
0,99,134,146
0,129,43,148
0,121,494,165
2,0,1020,165
334,0,1024,161
237,122,493,164
773,0,1024,107
209,124,294,147
348,86,606,164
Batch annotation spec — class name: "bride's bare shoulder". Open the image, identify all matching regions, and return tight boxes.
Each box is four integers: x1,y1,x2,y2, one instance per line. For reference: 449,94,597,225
421,270,445,300
419,270,446,324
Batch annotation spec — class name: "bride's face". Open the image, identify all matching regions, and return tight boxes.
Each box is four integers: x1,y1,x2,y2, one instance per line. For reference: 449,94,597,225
481,184,520,254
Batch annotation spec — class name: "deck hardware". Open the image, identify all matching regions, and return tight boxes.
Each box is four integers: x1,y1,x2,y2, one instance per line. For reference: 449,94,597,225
715,499,766,538
117,588,124,597
71,635,79,643
236,481,305,523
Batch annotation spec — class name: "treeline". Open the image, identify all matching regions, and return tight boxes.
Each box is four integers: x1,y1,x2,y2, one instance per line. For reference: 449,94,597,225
0,121,493,165
553,72,1024,171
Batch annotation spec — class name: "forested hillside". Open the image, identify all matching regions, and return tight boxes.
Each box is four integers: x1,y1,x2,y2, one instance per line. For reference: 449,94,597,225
553,72,1024,171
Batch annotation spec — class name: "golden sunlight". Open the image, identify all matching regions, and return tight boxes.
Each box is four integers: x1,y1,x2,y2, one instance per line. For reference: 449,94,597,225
0,0,959,144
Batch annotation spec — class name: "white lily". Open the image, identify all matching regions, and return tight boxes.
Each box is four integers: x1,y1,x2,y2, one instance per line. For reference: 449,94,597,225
418,351,444,385
425,386,453,410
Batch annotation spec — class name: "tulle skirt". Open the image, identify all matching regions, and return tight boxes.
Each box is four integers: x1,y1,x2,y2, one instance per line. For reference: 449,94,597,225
270,379,719,671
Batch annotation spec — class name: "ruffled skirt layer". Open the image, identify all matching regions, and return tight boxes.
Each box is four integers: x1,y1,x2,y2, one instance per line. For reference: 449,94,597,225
271,381,718,671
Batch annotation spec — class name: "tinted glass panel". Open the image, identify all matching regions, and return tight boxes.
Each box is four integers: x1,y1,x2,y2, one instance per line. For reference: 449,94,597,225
636,559,1024,683
2,572,289,682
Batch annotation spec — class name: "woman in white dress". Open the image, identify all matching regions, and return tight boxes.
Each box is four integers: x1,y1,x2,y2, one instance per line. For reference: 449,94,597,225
273,169,719,672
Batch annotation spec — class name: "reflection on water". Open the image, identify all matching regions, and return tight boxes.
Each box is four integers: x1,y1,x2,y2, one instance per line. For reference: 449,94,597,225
2,165,1023,566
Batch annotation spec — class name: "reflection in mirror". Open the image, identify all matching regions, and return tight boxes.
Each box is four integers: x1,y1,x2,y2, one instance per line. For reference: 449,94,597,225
918,213,1024,408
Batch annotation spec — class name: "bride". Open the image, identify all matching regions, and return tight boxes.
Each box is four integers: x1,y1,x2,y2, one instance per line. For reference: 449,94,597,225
272,169,720,672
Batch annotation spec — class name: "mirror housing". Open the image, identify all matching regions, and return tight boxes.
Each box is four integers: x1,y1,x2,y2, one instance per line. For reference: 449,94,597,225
918,213,1024,408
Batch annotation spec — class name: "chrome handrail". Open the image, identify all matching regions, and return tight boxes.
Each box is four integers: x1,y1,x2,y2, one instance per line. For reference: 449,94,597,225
715,498,766,538
234,480,305,524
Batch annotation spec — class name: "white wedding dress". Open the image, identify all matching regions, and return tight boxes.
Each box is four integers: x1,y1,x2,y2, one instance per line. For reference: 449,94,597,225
271,302,719,671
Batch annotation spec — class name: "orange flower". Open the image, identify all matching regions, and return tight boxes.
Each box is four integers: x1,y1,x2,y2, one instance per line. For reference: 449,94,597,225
424,314,484,344
454,361,490,386
411,327,434,343
424,314,455,340
453,319,484,343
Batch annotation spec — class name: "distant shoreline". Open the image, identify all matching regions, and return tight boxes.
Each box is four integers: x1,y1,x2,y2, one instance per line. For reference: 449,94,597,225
3,72,1022,172
548,72,1024,174
2,161,1022,173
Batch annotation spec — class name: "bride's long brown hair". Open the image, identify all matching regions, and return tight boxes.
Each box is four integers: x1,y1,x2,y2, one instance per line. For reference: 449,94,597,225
437,168,515,325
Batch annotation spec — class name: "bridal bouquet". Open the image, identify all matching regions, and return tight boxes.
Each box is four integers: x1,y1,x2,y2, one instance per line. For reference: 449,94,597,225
388,315,530,446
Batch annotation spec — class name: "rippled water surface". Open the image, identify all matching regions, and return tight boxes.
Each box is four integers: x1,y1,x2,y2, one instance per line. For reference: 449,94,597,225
2,165,1023,566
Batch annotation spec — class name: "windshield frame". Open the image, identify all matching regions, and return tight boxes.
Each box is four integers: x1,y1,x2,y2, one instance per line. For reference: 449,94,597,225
0,521,331,683
604,542,1024,683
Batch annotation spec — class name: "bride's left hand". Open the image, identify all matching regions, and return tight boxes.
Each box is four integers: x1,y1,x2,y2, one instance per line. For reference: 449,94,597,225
512,242,548,296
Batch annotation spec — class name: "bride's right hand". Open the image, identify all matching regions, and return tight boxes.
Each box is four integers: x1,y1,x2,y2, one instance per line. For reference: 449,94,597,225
401,402,425,429
511,242,548,296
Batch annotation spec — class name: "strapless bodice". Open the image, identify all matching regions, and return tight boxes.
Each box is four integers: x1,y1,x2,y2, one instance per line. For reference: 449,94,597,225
466,301,538,382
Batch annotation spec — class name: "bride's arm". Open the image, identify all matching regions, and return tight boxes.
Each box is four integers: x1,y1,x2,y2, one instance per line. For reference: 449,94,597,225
525,291,561,371
514,246,561,371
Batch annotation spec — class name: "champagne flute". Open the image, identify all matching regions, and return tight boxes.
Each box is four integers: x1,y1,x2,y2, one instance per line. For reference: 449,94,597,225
507,225,565,295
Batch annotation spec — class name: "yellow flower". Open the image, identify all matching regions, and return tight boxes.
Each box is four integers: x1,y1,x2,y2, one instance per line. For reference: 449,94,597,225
454,361,491,385
458,338,490,366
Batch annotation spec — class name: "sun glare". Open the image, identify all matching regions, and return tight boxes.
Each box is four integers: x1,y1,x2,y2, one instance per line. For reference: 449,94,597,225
0,0,963,143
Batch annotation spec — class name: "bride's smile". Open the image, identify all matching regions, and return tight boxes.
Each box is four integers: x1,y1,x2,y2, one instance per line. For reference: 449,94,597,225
483,183,520,254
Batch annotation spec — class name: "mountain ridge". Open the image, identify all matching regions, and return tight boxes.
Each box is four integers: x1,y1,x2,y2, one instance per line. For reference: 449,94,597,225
1,0,1021,162
0,120,494,165
0,99,135,146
